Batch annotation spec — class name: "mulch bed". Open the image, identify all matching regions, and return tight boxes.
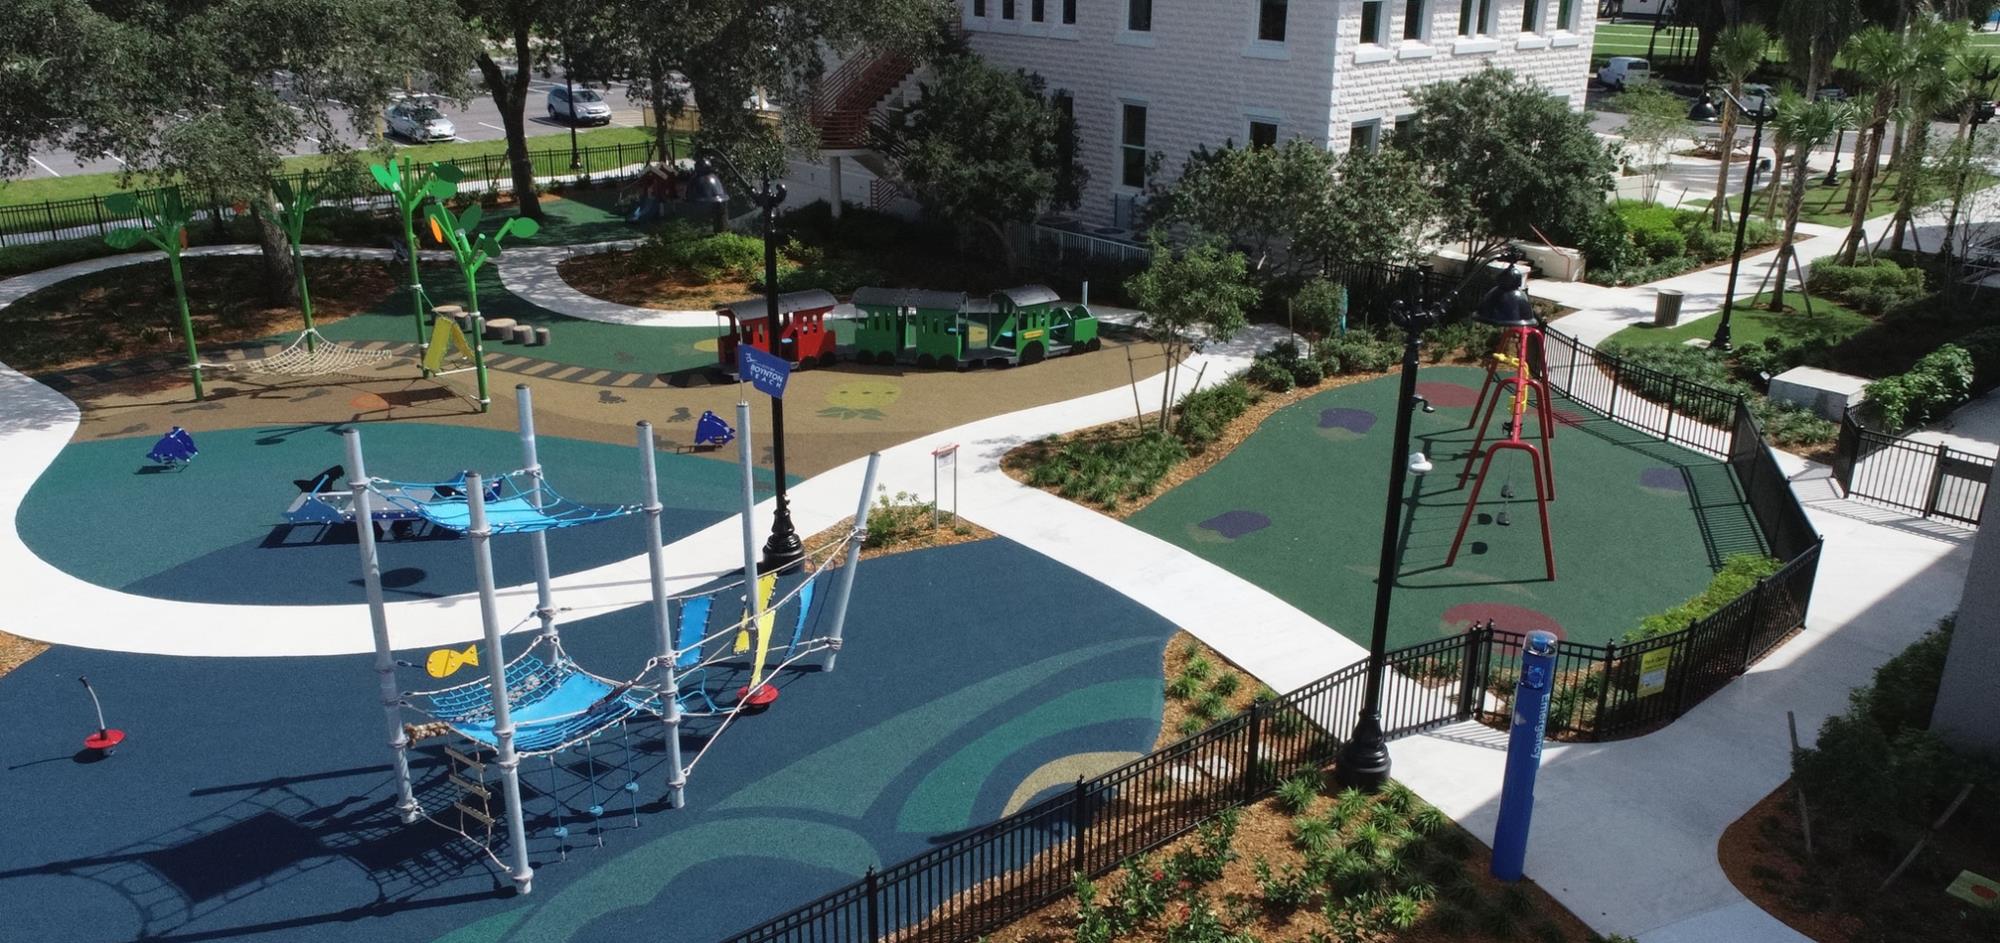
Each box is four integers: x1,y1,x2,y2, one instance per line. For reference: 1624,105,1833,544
557,250,755,311
4,255,399,374
0,630,47,679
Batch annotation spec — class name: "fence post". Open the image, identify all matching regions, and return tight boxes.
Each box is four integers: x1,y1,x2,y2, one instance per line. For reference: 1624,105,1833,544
1069,776,1089,875
1608,357,1623,417
92,197,107,236
1922,441,1950,519
1664,375,1679,442
864,866,880,942
1671,619,1699,716
1455,622,1487,719
1592,640,1616,738
1738,577,1769,673
43,199,60,237
1242,701,1264,802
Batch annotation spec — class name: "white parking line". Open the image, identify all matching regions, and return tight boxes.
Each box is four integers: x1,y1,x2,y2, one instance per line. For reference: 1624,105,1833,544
29,156,62,177
478,122,506,132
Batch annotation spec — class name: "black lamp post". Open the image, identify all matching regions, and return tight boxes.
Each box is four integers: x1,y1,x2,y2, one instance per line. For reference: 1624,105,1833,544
684,149,807,571
1689,89,1773,353
1821,126,1844,187
1335,297,1441,792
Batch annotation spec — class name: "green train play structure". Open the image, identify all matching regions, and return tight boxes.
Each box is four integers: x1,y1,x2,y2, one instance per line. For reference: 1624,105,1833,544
848,285,1100,369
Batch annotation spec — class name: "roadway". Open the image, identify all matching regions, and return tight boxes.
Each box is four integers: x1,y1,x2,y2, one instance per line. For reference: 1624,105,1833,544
20,68,646,180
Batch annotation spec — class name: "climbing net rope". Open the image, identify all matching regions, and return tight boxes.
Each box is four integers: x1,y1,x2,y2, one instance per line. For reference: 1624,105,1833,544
202,329,406,378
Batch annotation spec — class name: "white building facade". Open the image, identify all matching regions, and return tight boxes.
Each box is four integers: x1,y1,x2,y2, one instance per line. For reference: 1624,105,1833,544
958,0,1597,230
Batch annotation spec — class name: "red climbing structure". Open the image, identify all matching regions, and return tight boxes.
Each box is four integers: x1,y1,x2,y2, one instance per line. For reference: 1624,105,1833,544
1447,265,1557,581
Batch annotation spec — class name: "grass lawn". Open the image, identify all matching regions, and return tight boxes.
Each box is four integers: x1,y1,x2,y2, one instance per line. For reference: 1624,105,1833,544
1604,292,1873,350
0,126,665,207
1595,21,2000,69
1696,170,1995,229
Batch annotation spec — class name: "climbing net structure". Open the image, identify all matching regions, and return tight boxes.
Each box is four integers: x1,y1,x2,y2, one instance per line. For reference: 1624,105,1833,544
348,383,883,894
203,329,407,378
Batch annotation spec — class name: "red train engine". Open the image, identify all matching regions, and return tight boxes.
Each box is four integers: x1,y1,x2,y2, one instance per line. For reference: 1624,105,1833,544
715,289,840,372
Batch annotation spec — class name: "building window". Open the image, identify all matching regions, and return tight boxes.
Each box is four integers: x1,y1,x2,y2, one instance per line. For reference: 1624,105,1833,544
1349,119,1381,153
1064,0,1077,24
1393,114,1416,139
1002,0,1015,19
1258,0,1287,41
1121,103,1147,188
1403,0,1428,40
1128,0,1151,31
1521,0,1541,32
1032,0,1045,21
1249,120,1278,149
1360,0,1387,44
1458,0,1492,36
1558,0,1575,29
973,0,986,16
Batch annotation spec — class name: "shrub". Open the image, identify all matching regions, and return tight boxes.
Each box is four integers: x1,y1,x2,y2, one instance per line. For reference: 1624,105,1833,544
1166,670,1201,700
1631,224,1687,261
1318,334,1398,374
1624,554,1782,642
1425,321,1499,364
862,488,937,548
1808,258,1928,314
1254,856,1316,910
1025,431,1189,509
1293,814,1337,854
637,223,764,283
1290,356,1325,387
1175,378,1258,449
1865,344,1974,429
1208,670,1242,698
1276,773,1320,814
1752,401,1839,450
1247,358,1294,392
1955,325,2000,393
1184,654,1213,681
1109,858,1172,931
1074,873,1113,943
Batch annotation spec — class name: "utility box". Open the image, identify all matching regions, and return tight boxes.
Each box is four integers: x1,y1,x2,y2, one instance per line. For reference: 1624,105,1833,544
1769,366,1872,421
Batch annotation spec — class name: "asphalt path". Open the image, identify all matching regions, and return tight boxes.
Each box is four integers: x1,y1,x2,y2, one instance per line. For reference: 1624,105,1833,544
23,67,646,179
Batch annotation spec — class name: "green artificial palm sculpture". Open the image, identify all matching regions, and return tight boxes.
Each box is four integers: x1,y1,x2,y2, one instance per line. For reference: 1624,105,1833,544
104,190,203,400
369,158,464,372
272,176,327,352
423,199,539,412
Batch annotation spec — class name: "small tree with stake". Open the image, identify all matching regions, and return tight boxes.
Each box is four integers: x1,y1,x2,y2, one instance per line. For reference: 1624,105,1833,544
1124,238,1259,434
104,190,203,400
371,159,467,370
422,200,539,412
270,176,331,353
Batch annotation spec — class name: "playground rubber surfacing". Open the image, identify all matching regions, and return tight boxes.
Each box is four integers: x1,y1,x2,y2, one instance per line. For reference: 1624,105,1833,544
1129,366,1764,650
0,538,1175,943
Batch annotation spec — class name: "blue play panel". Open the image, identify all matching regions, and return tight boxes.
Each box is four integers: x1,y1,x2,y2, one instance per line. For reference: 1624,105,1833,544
0,539,1174,943
17,423,782,605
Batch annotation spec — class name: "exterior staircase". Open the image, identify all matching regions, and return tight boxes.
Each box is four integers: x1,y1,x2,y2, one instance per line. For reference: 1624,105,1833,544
811,51,918,153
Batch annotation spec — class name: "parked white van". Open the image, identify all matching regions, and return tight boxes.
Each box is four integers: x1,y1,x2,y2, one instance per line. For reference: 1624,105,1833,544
1597,57,1651,91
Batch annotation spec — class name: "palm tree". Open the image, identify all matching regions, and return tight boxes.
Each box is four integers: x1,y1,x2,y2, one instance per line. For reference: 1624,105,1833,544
1836,26,1912,263
1889,16,1971,251
1769,98,1858,310
1708,23,1771,231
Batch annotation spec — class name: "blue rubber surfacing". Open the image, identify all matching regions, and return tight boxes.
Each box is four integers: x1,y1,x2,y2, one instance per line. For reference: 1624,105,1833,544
0,538,1175,943
17,423,782,605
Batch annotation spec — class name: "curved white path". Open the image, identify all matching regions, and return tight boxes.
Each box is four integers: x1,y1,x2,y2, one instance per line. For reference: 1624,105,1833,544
497,241,723,327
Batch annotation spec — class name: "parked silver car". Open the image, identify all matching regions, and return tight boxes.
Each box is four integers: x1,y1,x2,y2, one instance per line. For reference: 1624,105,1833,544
547,86,612,125
385,99,456,143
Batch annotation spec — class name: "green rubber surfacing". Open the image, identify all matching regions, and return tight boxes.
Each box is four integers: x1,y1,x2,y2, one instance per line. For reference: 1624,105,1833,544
1128,366,1763,650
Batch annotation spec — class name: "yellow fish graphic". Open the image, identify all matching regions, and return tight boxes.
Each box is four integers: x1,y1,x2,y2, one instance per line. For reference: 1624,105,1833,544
735,574,777,654
425,644,479,678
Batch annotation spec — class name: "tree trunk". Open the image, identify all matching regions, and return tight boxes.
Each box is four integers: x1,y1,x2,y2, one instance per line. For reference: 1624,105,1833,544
980,217,1018,274
1157,341,1179,434
1772,140,1815,311
1711,99,1740,231
250,198,297,307
476,24,544,223
1890,121,1931,251
1764,128,1787,221
647,55,678,165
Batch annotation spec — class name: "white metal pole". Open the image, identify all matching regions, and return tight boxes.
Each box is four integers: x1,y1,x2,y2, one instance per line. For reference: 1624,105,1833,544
468,472,535,894
735,401,764,677
516,385,557,641
346,430,420,824
821,452,881,672
637,421,687,809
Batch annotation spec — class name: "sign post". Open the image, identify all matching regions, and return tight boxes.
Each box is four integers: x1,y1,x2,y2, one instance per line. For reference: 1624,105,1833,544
1492,630,1557,882
932,443,959,529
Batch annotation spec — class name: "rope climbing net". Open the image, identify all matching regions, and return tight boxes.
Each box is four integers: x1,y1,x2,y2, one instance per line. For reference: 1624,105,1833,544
201,329,407,378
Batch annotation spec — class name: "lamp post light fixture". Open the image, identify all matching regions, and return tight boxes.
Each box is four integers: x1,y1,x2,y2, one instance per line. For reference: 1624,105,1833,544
1335,297,1442,792
685,149,806,571
1688,88,1774,353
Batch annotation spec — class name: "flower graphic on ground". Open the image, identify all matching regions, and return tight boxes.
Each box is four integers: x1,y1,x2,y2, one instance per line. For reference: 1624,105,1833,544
819,379,902,420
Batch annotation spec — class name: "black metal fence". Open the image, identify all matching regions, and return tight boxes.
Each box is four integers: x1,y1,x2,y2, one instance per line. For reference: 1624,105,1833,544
1832,412,1992,526
0,140,658,247
711,328,1825,943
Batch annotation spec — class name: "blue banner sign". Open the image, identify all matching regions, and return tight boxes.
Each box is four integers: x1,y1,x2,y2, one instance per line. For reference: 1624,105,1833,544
738,344,791,399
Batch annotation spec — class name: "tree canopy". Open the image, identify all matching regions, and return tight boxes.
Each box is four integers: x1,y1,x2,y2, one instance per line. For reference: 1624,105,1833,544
1395,70,1618,270
875,54,1083,269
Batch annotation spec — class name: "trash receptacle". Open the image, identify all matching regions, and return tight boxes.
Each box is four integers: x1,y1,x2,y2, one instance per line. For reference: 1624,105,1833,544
1654,289,1684,327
